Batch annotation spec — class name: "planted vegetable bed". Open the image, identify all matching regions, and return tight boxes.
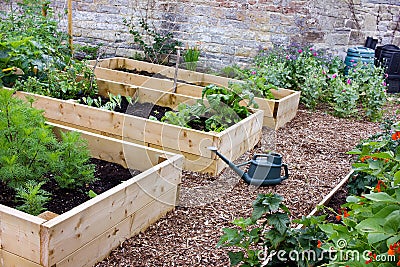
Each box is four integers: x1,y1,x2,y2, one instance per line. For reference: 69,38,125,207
6,79,263,175
90,57,300,129
0,122,183,267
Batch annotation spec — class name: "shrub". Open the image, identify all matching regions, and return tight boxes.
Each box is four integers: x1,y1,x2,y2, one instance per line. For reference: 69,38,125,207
231,44,388,120
0,89,96,213
124,17,181,64
0,0,97,99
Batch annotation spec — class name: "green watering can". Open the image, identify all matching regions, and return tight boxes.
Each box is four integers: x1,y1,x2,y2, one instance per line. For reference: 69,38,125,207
208,147,289,186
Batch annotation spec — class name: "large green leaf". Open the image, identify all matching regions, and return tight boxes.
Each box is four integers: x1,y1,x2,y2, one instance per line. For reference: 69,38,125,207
370,151,394,159
367,232,391,244
364,192,398,203
383,210,400,234
355,218,384,233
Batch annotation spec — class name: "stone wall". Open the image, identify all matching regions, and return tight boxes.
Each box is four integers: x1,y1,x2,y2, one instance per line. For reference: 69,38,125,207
2,0,400,70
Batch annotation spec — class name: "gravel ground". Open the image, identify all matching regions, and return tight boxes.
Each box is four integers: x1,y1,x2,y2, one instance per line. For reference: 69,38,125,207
95,101,399,267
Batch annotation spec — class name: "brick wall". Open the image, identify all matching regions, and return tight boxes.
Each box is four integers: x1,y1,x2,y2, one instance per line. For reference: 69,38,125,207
2,0,400,70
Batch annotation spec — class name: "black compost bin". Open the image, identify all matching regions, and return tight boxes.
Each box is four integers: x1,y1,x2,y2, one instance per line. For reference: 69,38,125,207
375,44,400,93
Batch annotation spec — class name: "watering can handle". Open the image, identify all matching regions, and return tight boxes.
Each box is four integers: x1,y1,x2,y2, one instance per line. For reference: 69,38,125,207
281,163,289,180
251,153,271,160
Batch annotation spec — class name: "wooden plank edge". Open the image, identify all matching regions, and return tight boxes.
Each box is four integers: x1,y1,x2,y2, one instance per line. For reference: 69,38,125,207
295,170,354,229
0,249,43,267
54,188,177,267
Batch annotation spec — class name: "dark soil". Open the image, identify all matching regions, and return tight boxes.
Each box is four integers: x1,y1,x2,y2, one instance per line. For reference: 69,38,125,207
80,95,219,131
0,158,140,215
116,67,199,86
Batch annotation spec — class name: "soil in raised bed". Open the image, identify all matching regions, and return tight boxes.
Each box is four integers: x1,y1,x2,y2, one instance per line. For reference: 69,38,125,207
116,67,201,86
0,158,140,215
80,95,231,132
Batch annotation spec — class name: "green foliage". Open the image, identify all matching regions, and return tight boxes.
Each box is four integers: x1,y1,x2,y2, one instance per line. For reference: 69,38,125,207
52,131,95,189
0,89,96,214
347,118,400,195
346,61,387,121
217,193,328,267
0,89,58,188
74,44,102,60
0,0,97,99
161,84,257,132
330,74,359,117
15,180,50,216
124,18,181,64
183,45,201,71
230,44,387,120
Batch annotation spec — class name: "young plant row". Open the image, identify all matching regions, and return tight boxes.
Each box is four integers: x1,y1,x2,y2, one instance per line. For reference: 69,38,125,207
218,119,400,266
158,84,258,132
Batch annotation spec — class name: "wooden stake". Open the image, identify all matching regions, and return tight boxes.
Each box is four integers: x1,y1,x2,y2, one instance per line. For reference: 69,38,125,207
67,0,74,55
172,47,181,93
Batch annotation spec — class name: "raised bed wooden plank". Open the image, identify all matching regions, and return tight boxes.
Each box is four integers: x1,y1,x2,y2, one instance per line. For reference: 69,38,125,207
0,250,43,267
93,57,237,87
0,122,183,267
0,205,46,264
295,170,354,230
7,79,263,175
91,57,301,129
54,188,177,267
93,67,203,97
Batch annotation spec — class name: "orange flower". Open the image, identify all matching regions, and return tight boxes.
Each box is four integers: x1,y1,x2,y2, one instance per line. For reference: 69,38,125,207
375,180,386,192
388,248,395,255
392,131,400,141
343,209,350,218
335,215,341,221
361,155,371,162
317,240,322,248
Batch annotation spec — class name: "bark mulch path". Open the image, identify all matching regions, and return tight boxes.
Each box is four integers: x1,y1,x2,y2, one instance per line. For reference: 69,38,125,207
95,102,399,267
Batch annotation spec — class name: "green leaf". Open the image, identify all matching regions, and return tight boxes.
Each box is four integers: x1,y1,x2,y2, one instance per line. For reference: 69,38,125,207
355,218,384,233
386,234,400,247
394,170,400,186
364,192,398,203
383,210,400,234
370,151,394,160
228,251,244,266
87,190,97,198
347,148,362,155
319,224,335,235
267,213,290,235
367,232,391,244
263,229,286,249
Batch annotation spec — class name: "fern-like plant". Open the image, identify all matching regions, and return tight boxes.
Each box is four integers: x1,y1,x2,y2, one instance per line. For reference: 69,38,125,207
15,180,51,216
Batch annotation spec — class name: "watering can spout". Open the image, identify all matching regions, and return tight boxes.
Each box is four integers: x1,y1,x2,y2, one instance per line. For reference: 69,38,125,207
208,146,247,178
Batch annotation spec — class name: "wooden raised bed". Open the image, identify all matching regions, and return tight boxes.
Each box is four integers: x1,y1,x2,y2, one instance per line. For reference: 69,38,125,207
91,57,301,130
6,79,263,175
0,122,184,267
